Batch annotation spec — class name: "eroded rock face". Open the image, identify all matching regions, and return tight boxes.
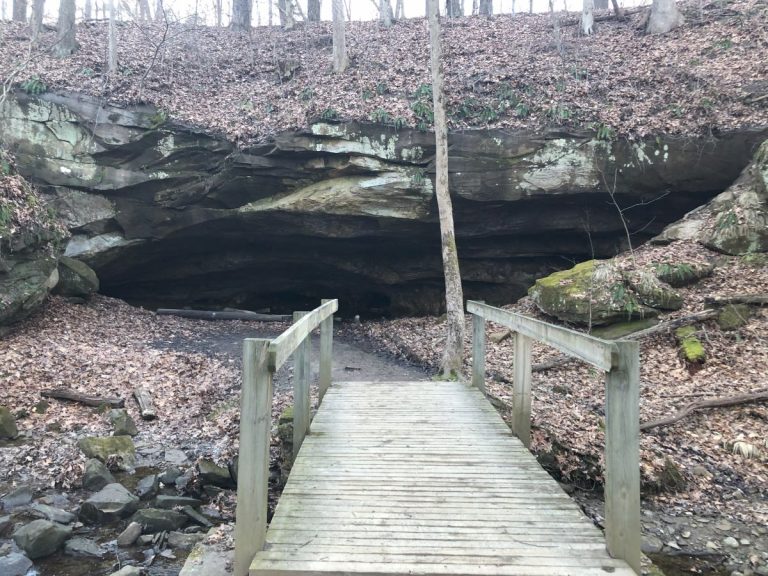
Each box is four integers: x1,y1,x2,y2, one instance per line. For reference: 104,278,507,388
2,91,766,314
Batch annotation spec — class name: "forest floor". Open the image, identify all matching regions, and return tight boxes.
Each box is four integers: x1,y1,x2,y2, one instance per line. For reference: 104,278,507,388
1,0,767,143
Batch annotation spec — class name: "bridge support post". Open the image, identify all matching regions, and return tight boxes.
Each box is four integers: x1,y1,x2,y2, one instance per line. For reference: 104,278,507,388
319,299,334,404
293,311,311,460
471,303,486,393
234,338,273,576
512,333,532,448
605,340,641,574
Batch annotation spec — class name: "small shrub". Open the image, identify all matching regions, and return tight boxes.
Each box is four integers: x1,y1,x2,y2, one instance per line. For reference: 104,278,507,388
593,123,615,141
412,83,432,100
20,77,47,95
320,108,339,121
375,82,389,96
361,88,374,101
370,108,392,124
298,87,314,101
515,102,530,118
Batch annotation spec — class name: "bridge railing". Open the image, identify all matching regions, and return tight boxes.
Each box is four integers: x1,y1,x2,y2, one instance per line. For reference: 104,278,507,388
467,300,641,574
233,299,338,576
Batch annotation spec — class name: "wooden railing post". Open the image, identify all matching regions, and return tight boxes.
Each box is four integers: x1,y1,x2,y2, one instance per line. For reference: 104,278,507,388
512,333,532,448
318,299,334,404
234,338,273,576
604,340,641,574
292,311,311,460
471,302,486,393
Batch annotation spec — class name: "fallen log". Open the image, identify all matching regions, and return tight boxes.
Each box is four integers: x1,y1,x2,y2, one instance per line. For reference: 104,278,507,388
704,295,768,307
41,388,124,408
640,389,768,432
156,309,291,322
133,388,157,420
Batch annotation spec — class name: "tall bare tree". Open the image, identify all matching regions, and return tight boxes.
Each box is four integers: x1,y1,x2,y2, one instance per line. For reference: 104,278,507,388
154,0,163,20
395,0,403,18
54,0,78,57
427,0,465,378
231,0,251,30
445,0,462,17
84,0,92,18
378,0,393,25
31,0,44,42
582,0,594,34
307,0,320,21
107,0,118,75
138,0,151,20
479,0,491,14
215,0,222,25
12,0,26,21
647,0,684,33
278,0,295,29
332,0,347,72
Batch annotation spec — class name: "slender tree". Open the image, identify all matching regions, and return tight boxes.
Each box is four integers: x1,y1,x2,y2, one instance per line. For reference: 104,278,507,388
138,0,151,20
581,0,594,34
215,0,222,25
53,0,78,57
107,0,118,75
379,0,393,26
307,0,320,21
332,0,347,72
395,0,403,18
479,0,491,15
278,0,295,29
647,0,684,33
84,0,92,18
12,0,26,21
31,0,44,42
427,0,465,378
231,0,251,30
445,0,462,16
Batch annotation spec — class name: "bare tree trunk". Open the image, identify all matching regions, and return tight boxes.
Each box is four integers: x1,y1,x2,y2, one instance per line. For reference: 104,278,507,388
12,0,26,21
54,0,78,57
231,0,252,30
427,0,465,378
445,0,462,16
107,0,118,74
529,0,533,13
31,0,44,42
307,0,320,20
472,0,478,14
594,0,608,8
379,0,392,25
138,0,150,20
215,0,222,25
332,0,347,72
479,0,491,14
84,0,92,19
647,0,683,33
395,0,403,18
581,0,594,34
269,0,273,24
155,0,163,20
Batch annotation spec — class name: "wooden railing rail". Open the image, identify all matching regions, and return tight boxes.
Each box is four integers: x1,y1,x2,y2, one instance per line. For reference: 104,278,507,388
467,300,641,574
233,298,338,576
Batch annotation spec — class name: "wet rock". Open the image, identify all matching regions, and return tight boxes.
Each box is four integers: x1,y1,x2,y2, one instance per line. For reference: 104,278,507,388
13,519,72,559
198,459,235,488
0,514,12,536
30,503,75,524
64,537,107,558
137,534,155,545
0,552,33,576
131,508,187,533
175,468,195,491
724,536,740,549
109,566,143,576
642,535,664,554
83,458,116,491
181,506,213,528
164,449,190,466
78,435,136,468
79,483,139,524
156,495,202,509
168,530,205,551
159,466,182,485
53,256,99,297
1,485,33,509
136,474,159,500
108,409,138,437
117,521,143,547
178,526,231,576
0,406,19,439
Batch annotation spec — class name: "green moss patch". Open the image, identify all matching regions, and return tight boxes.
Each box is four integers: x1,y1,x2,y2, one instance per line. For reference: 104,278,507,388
716,304,751,330
675,326,705,363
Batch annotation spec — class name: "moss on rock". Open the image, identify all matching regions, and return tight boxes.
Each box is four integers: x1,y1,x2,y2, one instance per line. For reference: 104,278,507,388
675,326,705,363
716,304,751,331
654,261,714,287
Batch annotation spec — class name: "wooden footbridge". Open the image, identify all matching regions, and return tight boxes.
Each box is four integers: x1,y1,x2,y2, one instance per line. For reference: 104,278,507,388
234,300,641,576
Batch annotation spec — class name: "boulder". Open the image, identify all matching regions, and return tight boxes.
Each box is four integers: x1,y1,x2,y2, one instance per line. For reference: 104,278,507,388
131,508,188,533
623,269,683,311
53,256,99,297
198,459,235,489
654,261,714,287
716,304,752,330
159,466,183,485
528,260,657,326
79,483,139,524
12,519,72,559
64,537,107,558
109,566,143,576
135,474,159,500
77,435,136,468
116,521,143,547
0,251,58,330
0,406,18,439
1,485,33,510
30,503,75,524
0,552,33,576
83,458,116,491
156,495,202,509
108,409,138,436
168,530,205,551
0,514,12,536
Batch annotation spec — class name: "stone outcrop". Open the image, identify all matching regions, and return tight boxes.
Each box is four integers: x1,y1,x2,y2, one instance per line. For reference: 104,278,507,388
2,91,766,314
53,255,99,297
654,139,768,255
12,519,72,559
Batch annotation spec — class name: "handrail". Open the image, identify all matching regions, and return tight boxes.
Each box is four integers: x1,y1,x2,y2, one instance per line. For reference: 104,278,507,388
467,299,640,574
234,299,338,576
